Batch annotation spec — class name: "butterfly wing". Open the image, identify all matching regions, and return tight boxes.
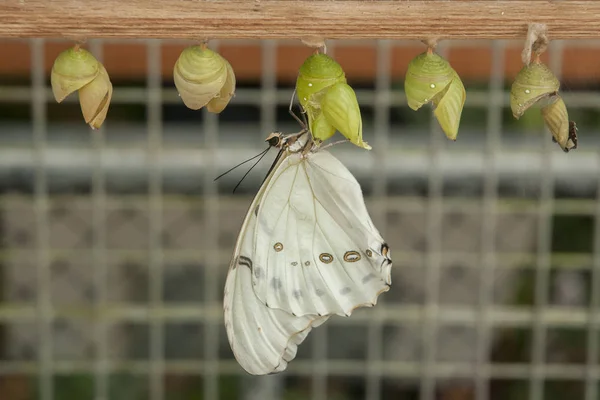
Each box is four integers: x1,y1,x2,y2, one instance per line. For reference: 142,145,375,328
224,149,329,375
252,150,392,317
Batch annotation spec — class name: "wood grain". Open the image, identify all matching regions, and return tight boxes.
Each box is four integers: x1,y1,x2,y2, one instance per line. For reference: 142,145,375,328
1,1,600,40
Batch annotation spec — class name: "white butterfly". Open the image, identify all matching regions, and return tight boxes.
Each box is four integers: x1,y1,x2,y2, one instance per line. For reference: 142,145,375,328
223,129,392,375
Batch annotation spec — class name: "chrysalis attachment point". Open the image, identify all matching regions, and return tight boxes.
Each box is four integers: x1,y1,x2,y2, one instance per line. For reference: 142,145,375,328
300,37,327,53
521,23,549,66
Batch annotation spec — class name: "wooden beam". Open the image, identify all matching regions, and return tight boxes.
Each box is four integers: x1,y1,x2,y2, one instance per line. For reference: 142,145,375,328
1,1,600,40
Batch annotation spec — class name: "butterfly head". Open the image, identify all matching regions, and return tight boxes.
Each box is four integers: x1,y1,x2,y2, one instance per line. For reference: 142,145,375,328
264,130,314,153
265,132,284,148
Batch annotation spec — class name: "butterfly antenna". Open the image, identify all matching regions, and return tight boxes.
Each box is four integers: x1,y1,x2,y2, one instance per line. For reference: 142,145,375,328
260,147,285,187
213,147,270,182
232,147,273,194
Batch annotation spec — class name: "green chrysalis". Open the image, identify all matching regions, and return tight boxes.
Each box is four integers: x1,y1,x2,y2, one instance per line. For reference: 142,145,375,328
405,51,466,141
295,53,370,149
510,61,575,152
510,62,559,119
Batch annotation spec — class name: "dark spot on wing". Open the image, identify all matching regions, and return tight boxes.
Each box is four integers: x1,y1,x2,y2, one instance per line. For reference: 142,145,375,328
319,253,333,263
381,243,389,257
362,273,376,284
380,243,392,266
239,256,252,270
343,251,361,262
271,278,282,290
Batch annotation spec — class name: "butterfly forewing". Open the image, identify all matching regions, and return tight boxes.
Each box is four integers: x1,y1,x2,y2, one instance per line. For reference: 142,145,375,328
223,149,330,375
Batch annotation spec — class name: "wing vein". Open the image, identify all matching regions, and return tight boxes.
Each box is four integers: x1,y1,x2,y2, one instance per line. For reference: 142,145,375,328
260,162,300,307
302,163,344,313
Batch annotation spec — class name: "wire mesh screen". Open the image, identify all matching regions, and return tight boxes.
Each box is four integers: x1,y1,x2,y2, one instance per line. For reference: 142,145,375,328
0,38,599,400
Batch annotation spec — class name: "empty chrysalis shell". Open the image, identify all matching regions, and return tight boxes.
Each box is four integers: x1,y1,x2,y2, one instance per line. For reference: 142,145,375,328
510,62,559,119
295,53,369,149
206,59,236,113
51,47,113,129
174,46,236,112
405,51,466,141
78,64,113,129
541,96,577,152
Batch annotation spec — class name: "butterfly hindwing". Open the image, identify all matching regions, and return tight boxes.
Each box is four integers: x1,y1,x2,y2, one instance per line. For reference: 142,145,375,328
251,150,392,317
305,151,393,279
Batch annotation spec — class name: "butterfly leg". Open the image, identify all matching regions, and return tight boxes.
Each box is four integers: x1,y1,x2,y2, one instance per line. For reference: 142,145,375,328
299,136,318,159
288,89,308,129
319,139,350,151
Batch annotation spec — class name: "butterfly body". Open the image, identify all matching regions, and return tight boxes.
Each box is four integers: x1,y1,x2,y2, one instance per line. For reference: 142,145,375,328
224,130,392,375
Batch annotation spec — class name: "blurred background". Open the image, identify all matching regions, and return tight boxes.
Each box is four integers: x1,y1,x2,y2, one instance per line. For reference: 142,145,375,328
0,38,599,400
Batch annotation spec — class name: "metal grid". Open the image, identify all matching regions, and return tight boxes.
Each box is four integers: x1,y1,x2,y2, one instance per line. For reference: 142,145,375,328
0,38,598,400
